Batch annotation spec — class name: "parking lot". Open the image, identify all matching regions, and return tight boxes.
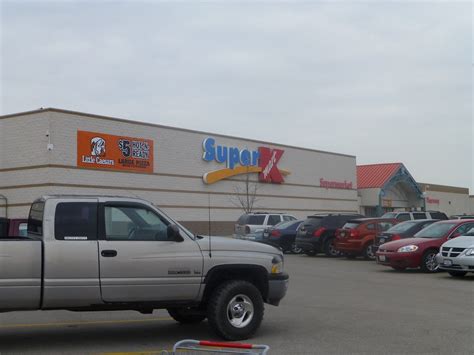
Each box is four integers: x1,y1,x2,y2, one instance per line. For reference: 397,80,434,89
0,254,472,355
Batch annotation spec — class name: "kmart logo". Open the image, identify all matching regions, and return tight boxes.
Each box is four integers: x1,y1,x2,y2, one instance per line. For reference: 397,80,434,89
202,137,290,184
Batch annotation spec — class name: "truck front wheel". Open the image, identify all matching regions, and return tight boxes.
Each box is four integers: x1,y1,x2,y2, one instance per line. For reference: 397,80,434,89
207,280,264,340
167,307,206,324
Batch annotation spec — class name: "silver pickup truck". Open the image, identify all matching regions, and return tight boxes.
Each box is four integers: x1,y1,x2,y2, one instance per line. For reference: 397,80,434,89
0,195,289,340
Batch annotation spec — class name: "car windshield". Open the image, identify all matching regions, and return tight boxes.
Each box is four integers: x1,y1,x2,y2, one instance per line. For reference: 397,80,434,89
274,220,296,229
342,221,361,229
387,221,418,233
414,222,458,239
382,212,396,218
465,228,474,236
304,216,323,227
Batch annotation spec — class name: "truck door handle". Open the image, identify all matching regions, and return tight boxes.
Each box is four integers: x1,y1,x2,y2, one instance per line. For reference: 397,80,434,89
101,250,117,257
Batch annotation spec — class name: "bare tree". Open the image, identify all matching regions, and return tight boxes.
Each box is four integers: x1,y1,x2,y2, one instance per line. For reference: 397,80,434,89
230,167,260,213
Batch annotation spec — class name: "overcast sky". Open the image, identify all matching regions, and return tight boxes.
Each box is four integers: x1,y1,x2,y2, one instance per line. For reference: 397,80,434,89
1,1,472,192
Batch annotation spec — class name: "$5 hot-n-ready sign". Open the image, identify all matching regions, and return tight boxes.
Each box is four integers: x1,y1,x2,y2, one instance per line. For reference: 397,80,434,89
201,137,290,184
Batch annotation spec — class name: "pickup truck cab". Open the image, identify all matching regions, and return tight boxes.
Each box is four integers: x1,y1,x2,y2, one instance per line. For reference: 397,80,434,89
0,195,289,340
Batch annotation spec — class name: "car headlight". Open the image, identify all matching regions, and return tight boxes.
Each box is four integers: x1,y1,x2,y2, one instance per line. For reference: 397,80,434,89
397,245,419,253
271,255,284,274
463,248,474,256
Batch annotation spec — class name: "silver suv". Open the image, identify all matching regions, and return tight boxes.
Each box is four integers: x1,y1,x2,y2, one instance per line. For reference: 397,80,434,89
234,212,297,240
381,211,448,222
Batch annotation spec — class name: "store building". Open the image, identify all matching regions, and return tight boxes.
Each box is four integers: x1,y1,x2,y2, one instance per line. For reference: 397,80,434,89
0,108,359,234
357,163,471,217
357,163,424,216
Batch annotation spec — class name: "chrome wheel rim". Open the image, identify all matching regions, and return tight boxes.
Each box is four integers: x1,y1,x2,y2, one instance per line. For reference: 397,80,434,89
291,243,303,254
366,245,375,259
227,294,254,328
425,253,439,271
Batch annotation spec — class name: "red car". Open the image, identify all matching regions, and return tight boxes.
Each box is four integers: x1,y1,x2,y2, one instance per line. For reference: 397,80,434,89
376,219,474,272
334,218,398,260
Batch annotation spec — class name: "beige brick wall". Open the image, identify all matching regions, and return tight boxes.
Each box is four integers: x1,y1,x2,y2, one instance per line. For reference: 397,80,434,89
1,109,359,234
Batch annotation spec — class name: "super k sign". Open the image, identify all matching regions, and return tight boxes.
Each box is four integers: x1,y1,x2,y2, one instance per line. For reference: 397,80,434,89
258,147,285,184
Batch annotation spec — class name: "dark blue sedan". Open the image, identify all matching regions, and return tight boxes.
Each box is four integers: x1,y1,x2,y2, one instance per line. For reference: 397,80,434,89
261,220,304,254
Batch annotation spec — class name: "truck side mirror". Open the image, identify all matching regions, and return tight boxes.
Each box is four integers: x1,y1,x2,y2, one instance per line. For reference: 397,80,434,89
167,224,184,242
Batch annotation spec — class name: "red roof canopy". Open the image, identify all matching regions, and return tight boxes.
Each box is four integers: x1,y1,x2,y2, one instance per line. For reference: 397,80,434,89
357,163,402,189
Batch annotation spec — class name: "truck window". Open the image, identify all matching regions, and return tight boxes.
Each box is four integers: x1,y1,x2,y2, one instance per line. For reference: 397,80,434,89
268,215,281,226
28,201,45,236
104,205,169,241
55,203,97,240
397,213,411,222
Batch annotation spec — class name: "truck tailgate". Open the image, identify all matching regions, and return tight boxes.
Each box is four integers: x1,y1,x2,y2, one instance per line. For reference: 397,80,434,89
0,239,42,311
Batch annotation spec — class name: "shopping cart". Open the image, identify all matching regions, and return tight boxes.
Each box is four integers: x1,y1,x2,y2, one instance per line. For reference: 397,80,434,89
167,339,270,354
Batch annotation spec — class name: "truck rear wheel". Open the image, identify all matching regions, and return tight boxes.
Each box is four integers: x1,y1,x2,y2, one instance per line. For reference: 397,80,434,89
167,307,206,324
207,280,264,340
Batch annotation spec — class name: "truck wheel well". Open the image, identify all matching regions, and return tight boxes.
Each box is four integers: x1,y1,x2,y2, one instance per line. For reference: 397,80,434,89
202,265,268,305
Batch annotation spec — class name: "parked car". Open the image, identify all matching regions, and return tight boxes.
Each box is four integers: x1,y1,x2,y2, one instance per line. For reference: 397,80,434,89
234,212,296,240
374,219,439,250
0,195,289,340
334,218,398,260
376,220,474,272
261,219,304,254
381,211,448,222
436,231,474,277
450,214,474,220
295,213,364,257
0,218,28,237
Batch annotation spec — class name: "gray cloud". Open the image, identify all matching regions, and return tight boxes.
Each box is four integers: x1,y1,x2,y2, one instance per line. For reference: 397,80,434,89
1,1,472,191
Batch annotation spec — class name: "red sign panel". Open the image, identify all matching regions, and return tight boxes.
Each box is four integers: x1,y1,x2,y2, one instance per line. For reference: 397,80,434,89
77,130,154,173
258,147,285,184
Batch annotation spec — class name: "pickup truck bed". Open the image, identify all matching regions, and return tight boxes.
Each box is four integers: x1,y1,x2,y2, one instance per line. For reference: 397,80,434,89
0,238,42,310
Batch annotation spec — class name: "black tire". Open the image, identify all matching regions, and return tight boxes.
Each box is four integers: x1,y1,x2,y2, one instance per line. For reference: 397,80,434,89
421,249,439,273
448,271,467,278
323,238,340,257
207,280,264,340
305,250,317,256
167,307,206,324
363,243,376,260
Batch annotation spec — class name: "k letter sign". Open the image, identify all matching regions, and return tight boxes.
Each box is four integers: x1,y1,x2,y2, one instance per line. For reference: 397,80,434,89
258,147,284,184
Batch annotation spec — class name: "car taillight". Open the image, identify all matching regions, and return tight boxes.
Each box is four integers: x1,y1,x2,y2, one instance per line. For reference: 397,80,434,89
245,226,250,234
313,227,326,237
270,230,281,238
391,234,401,241
350,229,360,238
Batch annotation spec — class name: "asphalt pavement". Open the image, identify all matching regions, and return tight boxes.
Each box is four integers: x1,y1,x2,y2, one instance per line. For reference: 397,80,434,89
0,255,472,354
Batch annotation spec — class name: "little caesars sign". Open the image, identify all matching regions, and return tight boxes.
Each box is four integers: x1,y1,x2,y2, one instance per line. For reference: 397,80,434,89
77,131,154,173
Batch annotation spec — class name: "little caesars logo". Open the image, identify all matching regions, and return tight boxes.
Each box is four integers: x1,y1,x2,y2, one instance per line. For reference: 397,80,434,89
77,131,154,173
82,137,115,166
